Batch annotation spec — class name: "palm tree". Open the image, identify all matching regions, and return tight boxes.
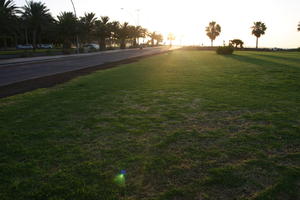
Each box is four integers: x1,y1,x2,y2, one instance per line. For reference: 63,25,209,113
149,32,157,46
116,22,130,49
0,0,19,49
57,12,78,49
251,21,267,49
148,32,163,46
130,26,144,47
167,33,175,46
155,33,163,46
22,1,53,49
80,12,97,43
95,16,111,50
205,21,221,47
108,21,120,48
139,27,148,45
0,0,17,17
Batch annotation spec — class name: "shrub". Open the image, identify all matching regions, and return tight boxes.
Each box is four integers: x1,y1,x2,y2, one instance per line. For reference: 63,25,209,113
79,47,85,53
106,47,116,50
63,48,73,54
20,51,33,57
216,46,234,55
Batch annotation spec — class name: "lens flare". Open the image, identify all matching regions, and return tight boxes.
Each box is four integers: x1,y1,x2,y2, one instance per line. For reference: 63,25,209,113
114,170,126,187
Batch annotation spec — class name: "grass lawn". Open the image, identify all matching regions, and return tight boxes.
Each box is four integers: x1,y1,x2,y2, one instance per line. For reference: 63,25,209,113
0,50,299,200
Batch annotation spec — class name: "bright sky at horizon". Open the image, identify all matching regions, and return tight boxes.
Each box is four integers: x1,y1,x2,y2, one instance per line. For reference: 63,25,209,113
15,0,300,48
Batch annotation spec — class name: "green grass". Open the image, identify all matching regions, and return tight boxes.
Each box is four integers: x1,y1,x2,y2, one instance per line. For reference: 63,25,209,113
0,50,300,200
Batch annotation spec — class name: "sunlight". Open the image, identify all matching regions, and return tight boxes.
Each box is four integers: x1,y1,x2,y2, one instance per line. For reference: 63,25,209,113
12,0,300,47
140,0,300,47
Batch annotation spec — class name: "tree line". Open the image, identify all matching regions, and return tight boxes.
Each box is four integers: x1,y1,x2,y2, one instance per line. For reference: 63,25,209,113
206,20,300,48
1,0,300,50
0,0,164,50
205,21,267,48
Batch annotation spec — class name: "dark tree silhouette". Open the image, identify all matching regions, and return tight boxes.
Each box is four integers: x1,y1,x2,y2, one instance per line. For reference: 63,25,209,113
127,25,137,46
22,1,53,49
230,39,244,48
0,1,162,50
149,32,157,46
298,22,300,31
0,0,18,49
80,12,97,43
116,22,130,49
148,32,163,46
95,16,112,50
129,26,145,47
57,12,78,49
138,27,148,45
155,33,163,46
205,21,221,47
108,21,120,48
251,21,267,49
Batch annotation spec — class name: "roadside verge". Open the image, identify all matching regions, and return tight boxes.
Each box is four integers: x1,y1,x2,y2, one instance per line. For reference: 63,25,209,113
0,50,172,98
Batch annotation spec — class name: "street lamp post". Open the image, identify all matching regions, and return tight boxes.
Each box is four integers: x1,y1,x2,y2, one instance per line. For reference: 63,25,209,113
70,0,79,53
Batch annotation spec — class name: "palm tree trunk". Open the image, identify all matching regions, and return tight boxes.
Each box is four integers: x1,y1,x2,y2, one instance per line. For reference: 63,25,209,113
256,37,258,49
38,33,41,46
133,38,137,47
120,39,126,49
14,33,18,47
33,30,37,50
3,36,8,50
100,38,106,51
25,28,29,44
211,40,213,47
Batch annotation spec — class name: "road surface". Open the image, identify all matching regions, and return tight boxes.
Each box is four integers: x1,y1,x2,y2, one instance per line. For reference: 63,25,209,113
0,47,175,87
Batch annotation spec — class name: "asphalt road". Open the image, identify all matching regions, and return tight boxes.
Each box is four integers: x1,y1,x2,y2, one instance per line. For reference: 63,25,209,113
0,47,174,87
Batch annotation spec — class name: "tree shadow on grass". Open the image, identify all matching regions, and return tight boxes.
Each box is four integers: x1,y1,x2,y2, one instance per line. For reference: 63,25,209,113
249,53,300,63
228,54,300,70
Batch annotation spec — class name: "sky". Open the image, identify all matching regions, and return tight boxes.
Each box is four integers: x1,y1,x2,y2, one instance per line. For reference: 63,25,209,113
15,0,300,48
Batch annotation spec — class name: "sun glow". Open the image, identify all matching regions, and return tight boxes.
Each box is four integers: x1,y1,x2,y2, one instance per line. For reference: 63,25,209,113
143,0,300,47
15,0,300,48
